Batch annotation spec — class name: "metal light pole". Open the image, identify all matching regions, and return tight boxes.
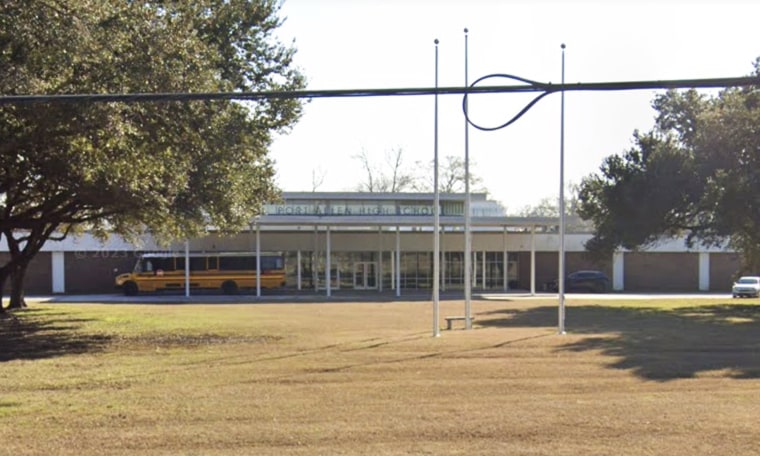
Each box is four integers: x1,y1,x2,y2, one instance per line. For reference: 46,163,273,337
433,38,441,337
464,28,473,330
558,43,567,335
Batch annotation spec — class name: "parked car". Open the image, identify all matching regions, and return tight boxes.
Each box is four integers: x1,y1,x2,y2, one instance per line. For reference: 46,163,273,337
732,276,760,298
546,270,611,293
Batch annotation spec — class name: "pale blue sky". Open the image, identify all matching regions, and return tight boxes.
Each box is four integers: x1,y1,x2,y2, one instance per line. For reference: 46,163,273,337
271,0,760,211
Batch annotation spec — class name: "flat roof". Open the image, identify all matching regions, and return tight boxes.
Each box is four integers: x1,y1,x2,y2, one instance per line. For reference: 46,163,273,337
256,214,565,228
280,191,490,202
256,192,565,228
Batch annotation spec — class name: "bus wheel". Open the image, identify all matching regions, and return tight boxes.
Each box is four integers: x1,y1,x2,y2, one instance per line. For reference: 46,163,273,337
123,281,139,296
222,281,238,295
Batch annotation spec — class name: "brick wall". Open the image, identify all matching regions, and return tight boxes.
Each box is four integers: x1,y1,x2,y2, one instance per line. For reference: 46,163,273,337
624,252,698,292
65,251,139,294
0,252,52,295
516,251,611,291
709,252,742,291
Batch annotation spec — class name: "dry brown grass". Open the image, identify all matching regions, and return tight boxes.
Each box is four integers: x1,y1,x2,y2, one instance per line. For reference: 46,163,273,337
2,297,760,455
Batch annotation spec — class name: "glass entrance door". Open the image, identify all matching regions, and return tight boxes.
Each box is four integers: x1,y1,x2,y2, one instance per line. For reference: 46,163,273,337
353,262,377,289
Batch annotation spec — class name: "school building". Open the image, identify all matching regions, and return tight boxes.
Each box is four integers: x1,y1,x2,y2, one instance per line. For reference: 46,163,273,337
1,192,742,296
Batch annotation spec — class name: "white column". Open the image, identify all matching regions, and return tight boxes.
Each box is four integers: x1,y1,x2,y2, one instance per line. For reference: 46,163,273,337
51,251,65,293
441,227,446,292
391,251,395,290
472,251,477,288
699,252,710,291
313,226,319,291
613,251,625,291
326,226,331,297
396,226,401,297
185,239,190,297
530,225,536,295
481,250,486,289
256,225,261,298
297,250,302,290
378,227,383,292
503,226,509,291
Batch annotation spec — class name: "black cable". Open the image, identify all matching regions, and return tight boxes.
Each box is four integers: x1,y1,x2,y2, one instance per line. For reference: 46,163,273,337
0,76,757,106
462,73,554,131
462,74,760,132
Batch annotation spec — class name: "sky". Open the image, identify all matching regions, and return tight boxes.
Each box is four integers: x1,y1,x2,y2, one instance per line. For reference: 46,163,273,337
269,0,760,213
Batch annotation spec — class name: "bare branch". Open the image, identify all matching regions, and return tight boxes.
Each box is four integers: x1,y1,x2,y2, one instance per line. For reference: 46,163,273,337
352,148,375,192
311,167,326,192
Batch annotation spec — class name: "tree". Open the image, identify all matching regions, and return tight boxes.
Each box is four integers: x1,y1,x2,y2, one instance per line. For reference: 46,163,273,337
411,155,485,194
577,59,760,269
518,183,582,218
353,147,414,192
517,184,592,232
311,167,327,192
0,0,305,311
353,148,488,195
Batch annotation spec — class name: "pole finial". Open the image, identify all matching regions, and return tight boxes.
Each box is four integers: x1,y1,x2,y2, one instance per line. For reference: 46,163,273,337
434,38,439,45
464,27,468,34
561,43,566,49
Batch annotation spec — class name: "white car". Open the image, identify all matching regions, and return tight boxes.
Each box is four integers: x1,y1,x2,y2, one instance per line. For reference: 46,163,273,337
732,276,760,298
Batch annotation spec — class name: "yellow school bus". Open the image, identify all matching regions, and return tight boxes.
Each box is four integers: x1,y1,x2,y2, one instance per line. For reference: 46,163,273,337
114,252,286,295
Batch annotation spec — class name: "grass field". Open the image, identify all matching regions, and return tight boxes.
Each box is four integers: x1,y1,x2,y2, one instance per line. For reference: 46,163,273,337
2,296,760,455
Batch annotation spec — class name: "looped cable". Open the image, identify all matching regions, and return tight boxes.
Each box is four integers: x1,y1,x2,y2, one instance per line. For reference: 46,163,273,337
462,73,556,131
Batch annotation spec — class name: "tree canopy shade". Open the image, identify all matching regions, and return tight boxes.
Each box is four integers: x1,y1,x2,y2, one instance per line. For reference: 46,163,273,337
0,0,305,309
577,59,760,272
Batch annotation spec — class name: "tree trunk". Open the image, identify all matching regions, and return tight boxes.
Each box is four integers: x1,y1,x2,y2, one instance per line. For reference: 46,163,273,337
0,269,8,313
8,264,28,309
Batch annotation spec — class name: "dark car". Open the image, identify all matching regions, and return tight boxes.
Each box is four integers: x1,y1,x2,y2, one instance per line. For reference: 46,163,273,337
546,270,611,293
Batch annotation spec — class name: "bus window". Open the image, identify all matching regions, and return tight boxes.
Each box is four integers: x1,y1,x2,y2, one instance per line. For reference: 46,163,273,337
153,257,175,271
138,257,173,273
175,257,208,271
219,256,255,271
190,257,206,271
208,256,218,270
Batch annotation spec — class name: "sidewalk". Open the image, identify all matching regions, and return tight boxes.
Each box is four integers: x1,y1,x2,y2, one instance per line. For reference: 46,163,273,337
26,288,540,305
25,290,731,305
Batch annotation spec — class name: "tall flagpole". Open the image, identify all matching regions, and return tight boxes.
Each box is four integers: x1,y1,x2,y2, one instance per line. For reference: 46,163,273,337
464,28,472,330
558,43,567,335
433,38,441,337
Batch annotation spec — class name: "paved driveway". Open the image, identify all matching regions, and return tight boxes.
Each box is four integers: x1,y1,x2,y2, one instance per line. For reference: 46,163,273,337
481,292,733,300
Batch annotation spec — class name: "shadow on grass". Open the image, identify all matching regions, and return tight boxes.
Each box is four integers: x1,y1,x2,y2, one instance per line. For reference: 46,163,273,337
0,308,112,362
479,303,760,381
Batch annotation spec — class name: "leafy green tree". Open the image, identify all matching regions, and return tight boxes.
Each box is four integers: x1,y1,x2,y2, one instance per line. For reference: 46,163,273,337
578,59,760,270
0,0,305,310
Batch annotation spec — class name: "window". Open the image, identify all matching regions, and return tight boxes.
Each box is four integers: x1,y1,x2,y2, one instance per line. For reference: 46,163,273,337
260,255,284,270
143,257,175,272
219,256,256,271
176,257,208,271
